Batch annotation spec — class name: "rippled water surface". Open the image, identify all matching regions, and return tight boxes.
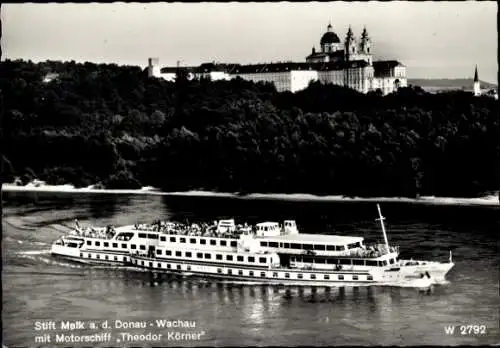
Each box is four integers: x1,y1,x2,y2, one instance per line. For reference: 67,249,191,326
2,192,499,346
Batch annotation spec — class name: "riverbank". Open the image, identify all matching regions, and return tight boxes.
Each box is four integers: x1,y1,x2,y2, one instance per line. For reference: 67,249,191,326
2,181,498,207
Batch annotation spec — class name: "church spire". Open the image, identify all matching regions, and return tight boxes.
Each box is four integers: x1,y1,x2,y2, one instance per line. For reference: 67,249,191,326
473,65,481,96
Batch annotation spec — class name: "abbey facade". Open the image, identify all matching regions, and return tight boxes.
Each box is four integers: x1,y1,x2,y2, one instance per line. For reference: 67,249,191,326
148,24,407,95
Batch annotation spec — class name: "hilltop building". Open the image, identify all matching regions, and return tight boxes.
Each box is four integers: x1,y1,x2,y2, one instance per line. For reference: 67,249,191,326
148,24,407,95
472,65,498,99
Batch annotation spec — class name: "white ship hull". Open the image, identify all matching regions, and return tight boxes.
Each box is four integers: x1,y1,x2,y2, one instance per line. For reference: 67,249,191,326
49,205,454,289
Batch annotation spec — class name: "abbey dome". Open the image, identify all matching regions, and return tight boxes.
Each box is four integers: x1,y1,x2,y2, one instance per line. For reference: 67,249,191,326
320,25,341,44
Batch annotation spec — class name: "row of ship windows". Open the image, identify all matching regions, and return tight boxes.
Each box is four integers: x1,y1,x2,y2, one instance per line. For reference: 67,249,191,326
81,253,375,281
160,236,238,247
86,239,238,249
292,256,395,267
260,241,361,251
131,258,374,281
82,253,128,262
156,250,267,263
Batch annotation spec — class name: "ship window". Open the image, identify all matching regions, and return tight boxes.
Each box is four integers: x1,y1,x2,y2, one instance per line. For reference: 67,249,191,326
273,272,278,278
180,238,186,243
160,236,166,242
87,253,92,258
228,269,232,275
314,244,326,251
187,266,191,271
185,252,192,258
190,238,196,244
291,243,301,249
284,243,290,248
86,241,91,245
355,242,361,248
383,260,388,266
170,237,176,242
204,253,211,259
200,239,206,245
121,243,127,249
216,254,223,260
327,259,336,264
368,275,373,280
175,251,182,257
248,256,255,263
177,265,181,270
326,245,335,251
114,256,117,261
303,257,313,263
336,245,345,251
112,243,118,248
324,274,330,280
197,253,203,259
95,241,100,246
230,241,237,247
310,274,316,279
389,258,395,264
338,275,344,280
260,272,266,277
259,257,267,264
249,271,254,276
366,260,378,266
353,259,364,266
353,275,359,280
105,255,109,260
141,261,144,266
260,242,268,247
347,243,357,249
104,242,109,247
140,245,146,250
297,274,303,279
157,263,161,268
149,262,153,267
131,244,136,249
238,270,243,276
220,240,227,246
339,259,351,265
210,240,217,246
156,249,162,255
138,233,147,238
269,242,278,248
165,250,172,256
217,268,222,274
167,264,171,269
237,256,244,262
226,255,233,261
148,234,158,239
95,254,100,259
80,253,83,257
285,273,290,278
303,244,313,250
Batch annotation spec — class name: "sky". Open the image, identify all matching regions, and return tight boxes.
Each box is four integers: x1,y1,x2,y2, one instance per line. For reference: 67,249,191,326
2,2,498,83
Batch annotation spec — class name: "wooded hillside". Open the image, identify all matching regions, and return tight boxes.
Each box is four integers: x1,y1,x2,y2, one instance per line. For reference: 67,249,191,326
1,59,498,197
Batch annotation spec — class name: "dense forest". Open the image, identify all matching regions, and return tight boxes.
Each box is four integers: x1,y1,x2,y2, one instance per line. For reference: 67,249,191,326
1,59,498,197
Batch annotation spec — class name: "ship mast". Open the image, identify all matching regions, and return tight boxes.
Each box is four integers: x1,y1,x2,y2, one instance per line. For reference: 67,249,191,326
376,204,390,251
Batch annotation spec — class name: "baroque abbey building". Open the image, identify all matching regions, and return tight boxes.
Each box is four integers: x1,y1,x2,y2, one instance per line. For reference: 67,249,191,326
148,24,407,95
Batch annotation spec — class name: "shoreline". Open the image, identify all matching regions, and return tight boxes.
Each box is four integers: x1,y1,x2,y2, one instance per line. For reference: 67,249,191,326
2,182,498,207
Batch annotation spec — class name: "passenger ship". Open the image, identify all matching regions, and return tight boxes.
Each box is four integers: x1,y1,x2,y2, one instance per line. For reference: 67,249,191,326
51,205,454,288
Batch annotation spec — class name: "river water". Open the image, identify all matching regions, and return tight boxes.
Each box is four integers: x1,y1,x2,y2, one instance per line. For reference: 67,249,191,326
2,192,499,346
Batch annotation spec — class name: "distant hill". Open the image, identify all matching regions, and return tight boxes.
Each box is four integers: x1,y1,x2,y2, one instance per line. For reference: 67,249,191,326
408,78,497,90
